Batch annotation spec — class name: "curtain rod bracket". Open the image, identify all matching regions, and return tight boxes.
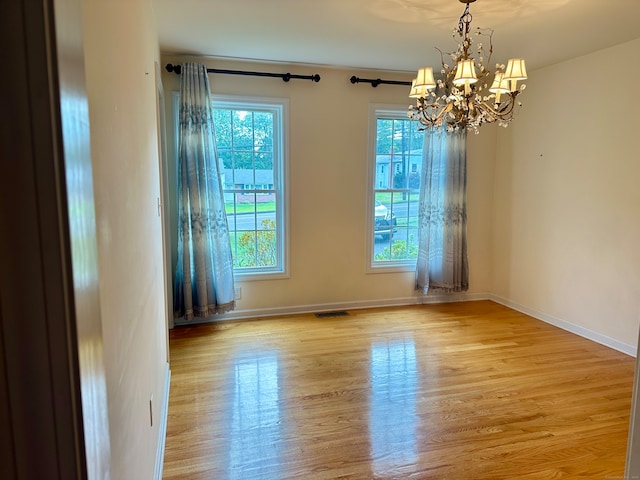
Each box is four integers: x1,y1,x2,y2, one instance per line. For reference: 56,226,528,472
166,63,182,74
350,75,411,88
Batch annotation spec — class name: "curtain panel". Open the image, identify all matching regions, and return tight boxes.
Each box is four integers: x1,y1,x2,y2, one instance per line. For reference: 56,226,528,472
174,62,235,320
415,127,469,294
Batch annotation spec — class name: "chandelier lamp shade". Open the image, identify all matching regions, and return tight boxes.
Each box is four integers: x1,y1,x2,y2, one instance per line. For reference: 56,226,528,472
408,0,527,132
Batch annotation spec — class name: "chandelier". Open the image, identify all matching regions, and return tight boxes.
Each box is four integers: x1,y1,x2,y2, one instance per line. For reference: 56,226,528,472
408,0,527,132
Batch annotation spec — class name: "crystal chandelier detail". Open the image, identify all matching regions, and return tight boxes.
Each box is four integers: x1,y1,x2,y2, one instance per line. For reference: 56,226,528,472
408,0,527,132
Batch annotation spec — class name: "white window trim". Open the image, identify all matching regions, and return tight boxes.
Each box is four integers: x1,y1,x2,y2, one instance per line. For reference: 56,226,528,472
173,92,290,280
366,104,421,274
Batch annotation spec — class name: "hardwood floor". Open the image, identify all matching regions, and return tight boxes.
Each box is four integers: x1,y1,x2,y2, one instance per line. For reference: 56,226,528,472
162,301,635,479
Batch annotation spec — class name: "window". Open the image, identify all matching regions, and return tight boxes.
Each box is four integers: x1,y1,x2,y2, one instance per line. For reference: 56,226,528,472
368,106,424,270
212,97,288,277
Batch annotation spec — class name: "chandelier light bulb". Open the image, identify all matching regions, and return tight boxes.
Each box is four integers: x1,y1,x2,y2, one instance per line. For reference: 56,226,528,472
503,58,528,92
453,59,478,87
415,67,436,90
409,79,429,99
503,58,527,80
489,72,509,103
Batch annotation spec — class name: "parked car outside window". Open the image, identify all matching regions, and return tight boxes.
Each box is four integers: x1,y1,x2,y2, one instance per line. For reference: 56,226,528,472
374,200,397,241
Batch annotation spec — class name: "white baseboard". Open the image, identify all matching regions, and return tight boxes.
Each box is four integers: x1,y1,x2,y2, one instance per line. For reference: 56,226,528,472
154,363,171,480
171,293,635,356
420,292,490,304
489,294,636,357
173,292,492,326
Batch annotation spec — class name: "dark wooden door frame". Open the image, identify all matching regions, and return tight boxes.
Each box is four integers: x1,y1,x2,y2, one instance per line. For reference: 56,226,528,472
0,0,111,478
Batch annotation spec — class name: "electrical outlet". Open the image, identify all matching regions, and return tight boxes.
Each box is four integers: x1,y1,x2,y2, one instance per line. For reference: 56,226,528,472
234,286,242,300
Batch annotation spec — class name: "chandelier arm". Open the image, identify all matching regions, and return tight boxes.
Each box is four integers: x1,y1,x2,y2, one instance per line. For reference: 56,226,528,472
435,46,448,71
485,29,494,67
476,28,495,80
473,94,520,121
413,101,454,129
435,103,454,124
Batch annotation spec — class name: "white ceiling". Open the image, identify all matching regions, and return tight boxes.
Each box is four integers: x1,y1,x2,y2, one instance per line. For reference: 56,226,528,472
153,0,640,73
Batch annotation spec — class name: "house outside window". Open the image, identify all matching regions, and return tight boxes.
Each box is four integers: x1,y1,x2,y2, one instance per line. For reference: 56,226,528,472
368,105,424,271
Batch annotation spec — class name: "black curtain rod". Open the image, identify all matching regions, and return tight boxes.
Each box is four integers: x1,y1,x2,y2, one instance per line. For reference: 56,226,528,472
349,75,411,88
165,63,320,83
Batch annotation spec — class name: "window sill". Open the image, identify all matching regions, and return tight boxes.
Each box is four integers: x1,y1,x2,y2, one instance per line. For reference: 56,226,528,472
234,270,290,282
366,263,416,275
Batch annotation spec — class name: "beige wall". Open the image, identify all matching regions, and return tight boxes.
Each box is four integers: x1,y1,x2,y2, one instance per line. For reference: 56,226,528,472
83,0,169,478
493,38,640,353
161,57,497,317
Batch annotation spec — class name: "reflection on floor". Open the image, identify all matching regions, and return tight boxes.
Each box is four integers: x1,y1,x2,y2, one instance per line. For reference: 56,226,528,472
163,301,635,479
229,352,281,479
370,340,418,477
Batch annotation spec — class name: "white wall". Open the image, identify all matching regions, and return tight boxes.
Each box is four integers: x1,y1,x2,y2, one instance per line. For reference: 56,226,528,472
493,38,640,353
83,0,169,478
161,57,497,318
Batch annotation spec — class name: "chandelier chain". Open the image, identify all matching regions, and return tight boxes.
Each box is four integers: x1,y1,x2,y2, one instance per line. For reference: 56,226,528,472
457,4,472,41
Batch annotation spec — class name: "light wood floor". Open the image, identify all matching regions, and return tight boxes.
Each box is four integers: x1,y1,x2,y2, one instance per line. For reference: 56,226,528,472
162,300,635,479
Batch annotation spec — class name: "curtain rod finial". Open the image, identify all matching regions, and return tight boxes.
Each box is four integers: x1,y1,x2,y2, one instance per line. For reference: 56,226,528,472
165,63,182,75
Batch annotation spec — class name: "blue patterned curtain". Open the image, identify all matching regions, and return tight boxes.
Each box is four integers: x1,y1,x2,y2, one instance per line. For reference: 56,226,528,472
415,127,469,294
174,63,235,319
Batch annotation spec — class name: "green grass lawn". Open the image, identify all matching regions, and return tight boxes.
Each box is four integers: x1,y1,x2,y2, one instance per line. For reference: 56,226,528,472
375,192,420,205
226,201,276,214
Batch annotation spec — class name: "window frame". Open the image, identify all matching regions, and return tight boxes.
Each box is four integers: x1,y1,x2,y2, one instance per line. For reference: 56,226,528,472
172,92,289,280
366,104,424,274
